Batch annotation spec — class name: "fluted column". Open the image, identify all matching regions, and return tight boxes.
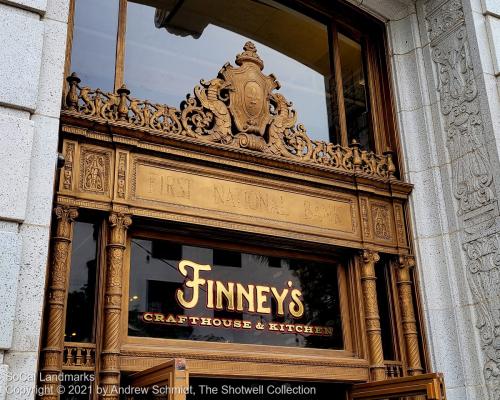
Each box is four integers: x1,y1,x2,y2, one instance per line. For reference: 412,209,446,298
100,213,132,399
361,250,385,381
397,255,423,376
40,205,79,400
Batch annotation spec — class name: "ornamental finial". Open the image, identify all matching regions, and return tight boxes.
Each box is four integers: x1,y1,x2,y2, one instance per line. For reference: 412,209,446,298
235,41,264,70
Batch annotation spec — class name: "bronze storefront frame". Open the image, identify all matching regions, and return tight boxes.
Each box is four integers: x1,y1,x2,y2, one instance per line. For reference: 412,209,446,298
36,1,444,397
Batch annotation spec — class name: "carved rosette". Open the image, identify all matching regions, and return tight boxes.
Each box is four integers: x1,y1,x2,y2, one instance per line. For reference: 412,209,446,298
100,213,132,399
62,42,396,180
40,206,78,400
425,0,500,397
360,250,385,381
396,255,423,376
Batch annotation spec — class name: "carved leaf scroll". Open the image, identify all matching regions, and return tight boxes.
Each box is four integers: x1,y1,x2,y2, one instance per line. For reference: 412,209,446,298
425,0,500,397
63,42,396,180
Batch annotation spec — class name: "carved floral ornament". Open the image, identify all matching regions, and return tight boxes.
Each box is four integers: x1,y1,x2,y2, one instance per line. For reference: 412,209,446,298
63,42,396,180
425,0,500,397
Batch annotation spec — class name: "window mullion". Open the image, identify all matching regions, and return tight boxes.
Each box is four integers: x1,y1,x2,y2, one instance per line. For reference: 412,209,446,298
331,25,348,147
114,0,128,91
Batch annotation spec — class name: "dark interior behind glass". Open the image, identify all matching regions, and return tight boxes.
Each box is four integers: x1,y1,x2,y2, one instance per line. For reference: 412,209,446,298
65,221,99,343
128,237,343,349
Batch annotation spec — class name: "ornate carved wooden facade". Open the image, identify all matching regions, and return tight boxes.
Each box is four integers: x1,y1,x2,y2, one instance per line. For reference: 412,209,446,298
39,39,446,399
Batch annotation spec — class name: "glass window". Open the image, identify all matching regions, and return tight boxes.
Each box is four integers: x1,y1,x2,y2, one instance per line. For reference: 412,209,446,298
67,0,392,153
70,0,119,91
65,222,99,343
128,237,343,349
124,0,334,142
338,33,372,150
375,255,396,361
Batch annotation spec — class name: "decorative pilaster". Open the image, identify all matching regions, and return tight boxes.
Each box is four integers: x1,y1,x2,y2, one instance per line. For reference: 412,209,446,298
396,255,423,376
360,250,385,381
40,206,78,400
425,1,500,397
100,213,132,399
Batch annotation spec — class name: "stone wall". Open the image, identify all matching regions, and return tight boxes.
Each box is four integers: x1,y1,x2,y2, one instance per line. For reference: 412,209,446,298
0,0,498,399
352,0,500,398
0,0,70,398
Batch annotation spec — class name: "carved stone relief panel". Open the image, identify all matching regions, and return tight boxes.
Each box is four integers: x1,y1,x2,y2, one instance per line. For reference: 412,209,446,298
115,151,128,200
371,203,393,242
394,202,407,247
62,141,76,191
62,42,396,181
129,154,361,245
361,197,372,240
78,145,113,197
424,0,500,397
57,134,411,252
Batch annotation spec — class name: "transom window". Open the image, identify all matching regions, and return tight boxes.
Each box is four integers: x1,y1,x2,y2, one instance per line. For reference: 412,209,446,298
68,0,397,153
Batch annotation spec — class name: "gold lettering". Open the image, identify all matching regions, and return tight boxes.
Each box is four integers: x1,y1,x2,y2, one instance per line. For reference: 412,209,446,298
323,327,333,335
165,314,176,323
256,285,271,314
236,283,255,312
270,287,288,316
289,288,304,318
154,313,164,322
176,260,211,309
206,279,214,309
268,323,279,331
303,325,313,334
242,321,252,329
143,312,153,322
216,281,235,310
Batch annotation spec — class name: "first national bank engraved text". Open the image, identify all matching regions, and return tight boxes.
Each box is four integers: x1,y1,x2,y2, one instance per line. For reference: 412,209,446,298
132,161,355,233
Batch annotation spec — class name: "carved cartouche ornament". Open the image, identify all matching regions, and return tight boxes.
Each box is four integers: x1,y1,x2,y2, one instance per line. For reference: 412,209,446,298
63,42,396,179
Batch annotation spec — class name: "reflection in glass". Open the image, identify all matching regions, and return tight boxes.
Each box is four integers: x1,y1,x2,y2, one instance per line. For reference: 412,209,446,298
71,0,119,91
339,33,372,150
376,256,396,360
128,238,343,349
65,222,99,343
125,0,335,142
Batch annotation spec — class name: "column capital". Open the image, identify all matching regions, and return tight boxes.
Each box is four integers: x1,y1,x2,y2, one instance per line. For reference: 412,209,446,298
54,205,78,238
398,254,415,269
362,249,380,265
108,212,132,246
109,212,132,229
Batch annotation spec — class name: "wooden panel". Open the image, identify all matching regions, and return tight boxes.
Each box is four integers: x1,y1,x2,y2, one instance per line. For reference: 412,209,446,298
57,137,411,253
131,156,358,237
121,353,369,382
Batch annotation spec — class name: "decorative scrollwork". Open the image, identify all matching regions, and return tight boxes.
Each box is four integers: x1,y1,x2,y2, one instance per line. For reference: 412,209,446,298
63,42,396,180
